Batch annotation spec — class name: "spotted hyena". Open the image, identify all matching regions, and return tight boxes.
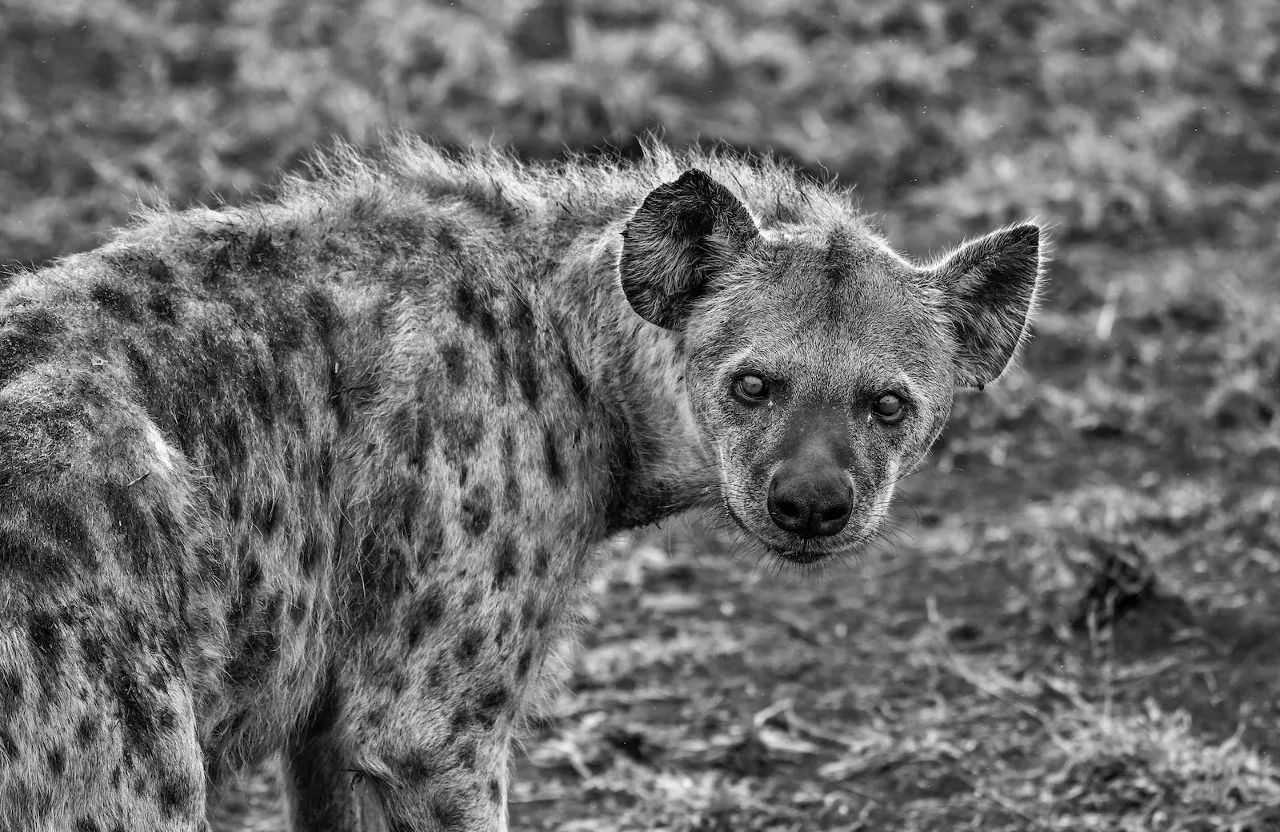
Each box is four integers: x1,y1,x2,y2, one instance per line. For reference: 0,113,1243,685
0,138,1043,830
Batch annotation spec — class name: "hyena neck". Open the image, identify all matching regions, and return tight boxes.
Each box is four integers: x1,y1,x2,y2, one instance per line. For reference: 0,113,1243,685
564,233,720,533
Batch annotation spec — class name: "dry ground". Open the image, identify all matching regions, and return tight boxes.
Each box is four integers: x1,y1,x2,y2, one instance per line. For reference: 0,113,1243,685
4,1,1279,829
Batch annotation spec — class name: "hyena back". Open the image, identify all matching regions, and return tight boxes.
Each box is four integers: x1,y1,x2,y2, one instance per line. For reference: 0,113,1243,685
0,138,1043,830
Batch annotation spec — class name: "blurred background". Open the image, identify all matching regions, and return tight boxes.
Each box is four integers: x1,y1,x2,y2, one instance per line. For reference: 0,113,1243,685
3,0,1279,829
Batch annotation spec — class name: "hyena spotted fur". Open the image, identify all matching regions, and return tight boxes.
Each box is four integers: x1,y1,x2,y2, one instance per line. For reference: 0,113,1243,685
0,137,1044,830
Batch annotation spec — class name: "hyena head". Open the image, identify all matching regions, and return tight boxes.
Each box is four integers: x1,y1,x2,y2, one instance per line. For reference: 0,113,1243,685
620,168,1043,565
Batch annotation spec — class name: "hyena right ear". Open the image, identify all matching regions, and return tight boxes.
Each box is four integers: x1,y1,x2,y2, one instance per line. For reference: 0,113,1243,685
619,169,760,330
926,223,1045,389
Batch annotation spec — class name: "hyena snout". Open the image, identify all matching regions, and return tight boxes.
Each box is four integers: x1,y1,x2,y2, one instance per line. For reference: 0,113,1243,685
766,458,853,538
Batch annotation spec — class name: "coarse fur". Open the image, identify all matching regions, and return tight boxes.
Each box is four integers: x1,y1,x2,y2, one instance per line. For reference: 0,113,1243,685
0,134,1045,830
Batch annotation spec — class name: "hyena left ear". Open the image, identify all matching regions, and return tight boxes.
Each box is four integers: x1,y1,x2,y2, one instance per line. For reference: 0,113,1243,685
926,223,1045,389
619,169,760,330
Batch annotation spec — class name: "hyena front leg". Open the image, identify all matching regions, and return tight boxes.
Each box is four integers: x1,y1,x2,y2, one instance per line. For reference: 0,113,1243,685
283,728,390,832
326,683,515,832
302,624,532,832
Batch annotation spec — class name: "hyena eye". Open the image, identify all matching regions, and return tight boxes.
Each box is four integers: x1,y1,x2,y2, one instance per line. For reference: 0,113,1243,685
872,393,905,423
732,374,769,403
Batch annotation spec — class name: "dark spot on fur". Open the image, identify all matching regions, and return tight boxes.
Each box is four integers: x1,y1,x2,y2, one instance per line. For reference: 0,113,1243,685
146,256,173,282
266,306,308,356
0,529,71,586
102,480,163,575
461,585,482,610
454,627,484,667
543,429,564,485
204,240,236,285
427,662,447,691
492,536,519,591
312,442,335,495
364,704,388,730
436,224,461,253
532,545,551,579
245,228,282,271
246,358,276,426
211,413,247,478
551,314,592,403
441,417,485,468
0,306,64,385
0,729,19,763
368,212,429,255
391,485,420,546
90,283,135,318
354,530,411,629
73,820,101,832
78,631,107,675
124,341,155,393
454,736,478,772
0,669,23,713
426,792,467,831
453,281,499,342
460,486,492,536
603,430,644,533
534,603,554,631
289,594,309,626
515,353,540,407
158,772,194,818
399,749,442,783
439,343,468,385
33,495,93,554
489,777,502,805
45,746,66,775
107,670,168,761
27,611,64,674
519,595,539,631
104,249,173,284
509,291,541,406
474,682,510,728
498,429,521,512
490,340,511,406
76,715,97,747
147,289,178,324
416,511,445,565
301,285,341,337
402,583,445,650
327,361,351,430
516,645,535,680
413,406,436,468
494,609,513,648
226,490,244,523
253,499,280,537
226,625,279,688
241,554,263,594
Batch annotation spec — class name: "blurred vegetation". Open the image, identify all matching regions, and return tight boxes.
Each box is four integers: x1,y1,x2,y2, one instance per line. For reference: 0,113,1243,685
2,0,1277,267
4,0,1280,830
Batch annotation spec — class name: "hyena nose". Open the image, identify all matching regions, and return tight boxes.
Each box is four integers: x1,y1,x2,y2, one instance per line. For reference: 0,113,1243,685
767,464,853,538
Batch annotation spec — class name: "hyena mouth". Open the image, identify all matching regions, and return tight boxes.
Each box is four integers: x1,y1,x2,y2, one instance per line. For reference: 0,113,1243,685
765,543,832,565
721,499,850,565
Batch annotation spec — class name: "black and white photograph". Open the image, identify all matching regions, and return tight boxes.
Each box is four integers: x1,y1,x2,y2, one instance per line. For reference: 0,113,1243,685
1,1,1277,829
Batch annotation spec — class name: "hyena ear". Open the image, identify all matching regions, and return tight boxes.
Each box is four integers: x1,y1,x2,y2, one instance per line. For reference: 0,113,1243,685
619,169,760,329
926,223,1045,389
